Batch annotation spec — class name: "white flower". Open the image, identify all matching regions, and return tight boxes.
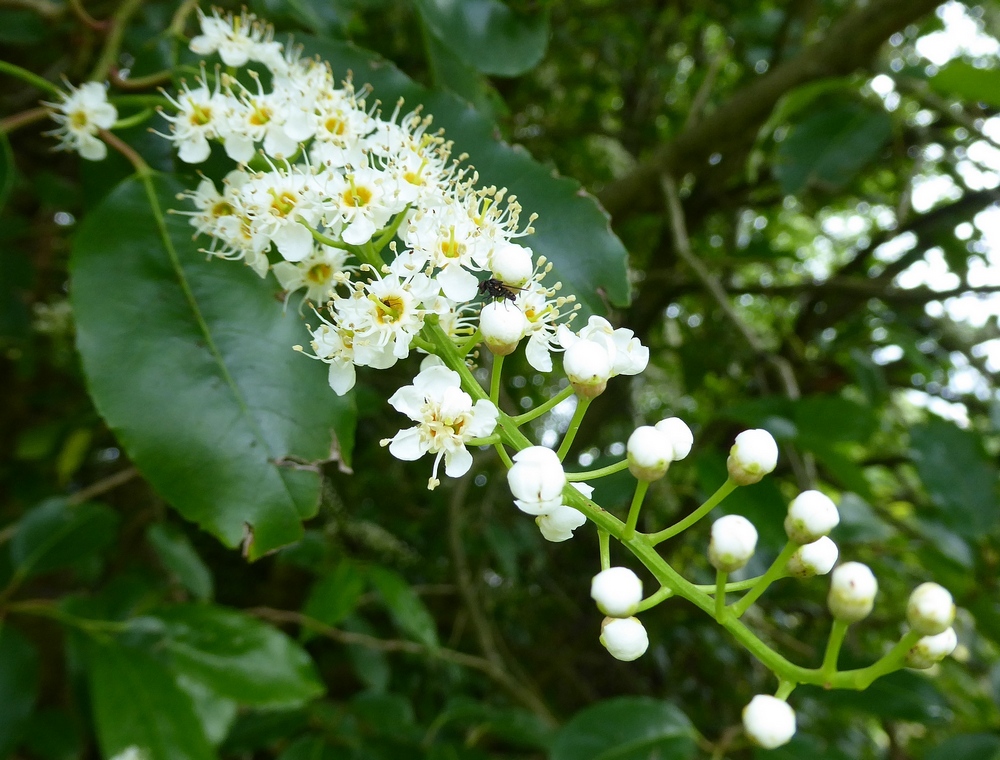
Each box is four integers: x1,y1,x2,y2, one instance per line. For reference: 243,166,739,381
828,562,878,623
160,78,230,164
239,168,325,262
742,696,796,749
907,583,955,636
479,301,527,356
507,446,566,516
536,505,586,542
517,274,578,373
273,245,350,302
654,417,693,460
558,315,648,378
727,429,778,486
189,9,282,69
328,168,399,246
46,81,117,161
490,242,534,287
787,536,838,578
591,567,643,617
626,425,673,481
785,490,839,545
599,617,648,661
381,365,498,490
109,748,149,760
708,515,758,572
906,627,958,669
304,322,356,395
563,339,612,398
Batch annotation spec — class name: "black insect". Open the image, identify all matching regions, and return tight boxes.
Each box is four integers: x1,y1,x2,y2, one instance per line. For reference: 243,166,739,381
478,277,520,303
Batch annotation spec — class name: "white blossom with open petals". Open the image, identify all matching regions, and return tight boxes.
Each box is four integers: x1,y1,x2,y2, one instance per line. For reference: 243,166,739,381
381,366,499,490
45,82,117,161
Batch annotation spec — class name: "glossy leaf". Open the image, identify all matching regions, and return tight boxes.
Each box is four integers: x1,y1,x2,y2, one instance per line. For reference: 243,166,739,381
910,419,999,537
302,559,365,640
0,625,39,756
550,697,697,760
415,0,549,77
774,100,892,194
147,524,214,601
812,670,949,722
925,733,1000,760
301,38,630,319
71,174,356,558
930,62,1000,108
85,638,215,760
367,566,439,648
10,498,118,579
153,604,324,707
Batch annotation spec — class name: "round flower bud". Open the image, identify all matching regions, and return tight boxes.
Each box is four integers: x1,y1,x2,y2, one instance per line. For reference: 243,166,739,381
708,515,758,572
536,505,587,542
591,567,644,617
490,243,533,288
828,562,878,623
786,536,838,578
599,617,649,662
907,582,955,636
654,417,693,460
563,340,613,398
480,301,527,356
727,429,778,486
507,446,566,516
742,695,796,749
784,490,840,545
626,426,674,481
906,627,958,669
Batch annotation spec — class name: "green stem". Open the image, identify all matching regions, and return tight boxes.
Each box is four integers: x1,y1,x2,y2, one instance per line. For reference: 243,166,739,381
5,600,132,634
90,0,145,82
111,107,153,129
821,619,849,678
648,478,736,545
623,480,649,539
636,584,673,612
598,529,610,571
490,354,504,405
694,575,766,593
555,396,591,462
466,435,501,447
99,129,149,173
566,459,629,482
110,94,173,108
510,384,574,426
775,680,797,700
0,60,62,97
715,570,728,621
372,206,410,255
730,541,797,617
458,329,482,356
303,222,353,251
493,443,513,468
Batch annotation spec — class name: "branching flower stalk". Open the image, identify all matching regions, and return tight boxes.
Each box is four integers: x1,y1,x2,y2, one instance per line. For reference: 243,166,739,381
40,7,961,750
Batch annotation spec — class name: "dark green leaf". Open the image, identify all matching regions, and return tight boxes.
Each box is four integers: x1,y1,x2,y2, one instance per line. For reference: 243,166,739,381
0,133,13,211
301,38,630,319
774,101,892,194
85,638,216,760
20,708,83,760
367,566,439,647
147,524,214,601
910,419,999,536
0,625,39,756
277,736,339,760
550,697,696,760
930,62,1000,108
754,733,851,760
70,174,357,558
415,0,549,77
154,604,324,707
10,498,118,579
422,30,504,121
811,670,949,722
925,734,1000,760
302,559,365,640
175,674,239,747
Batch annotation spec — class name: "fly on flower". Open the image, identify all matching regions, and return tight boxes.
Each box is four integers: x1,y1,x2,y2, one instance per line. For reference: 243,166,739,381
478,277,520,303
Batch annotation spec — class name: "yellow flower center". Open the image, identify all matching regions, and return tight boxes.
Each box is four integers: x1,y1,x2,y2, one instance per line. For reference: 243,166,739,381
306,262,333,284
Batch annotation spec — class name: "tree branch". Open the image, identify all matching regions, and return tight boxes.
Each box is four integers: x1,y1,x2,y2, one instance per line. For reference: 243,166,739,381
598,0,941,220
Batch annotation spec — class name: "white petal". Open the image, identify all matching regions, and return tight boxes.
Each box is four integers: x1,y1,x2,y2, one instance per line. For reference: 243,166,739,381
387,385,426,420
178,136,211,164
328,361,356,395
525,334,553,373
224,135,255,164
444,446,473,478
414,365,461,396
465,400,500,438
438,264,479,302
388,427,428,461
342,215,376,246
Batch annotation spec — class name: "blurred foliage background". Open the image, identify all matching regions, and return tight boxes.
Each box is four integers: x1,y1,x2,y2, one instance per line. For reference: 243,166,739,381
2,0,1000,758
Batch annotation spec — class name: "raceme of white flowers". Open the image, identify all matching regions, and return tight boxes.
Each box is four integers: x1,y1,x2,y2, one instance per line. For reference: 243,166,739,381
48,9,960,751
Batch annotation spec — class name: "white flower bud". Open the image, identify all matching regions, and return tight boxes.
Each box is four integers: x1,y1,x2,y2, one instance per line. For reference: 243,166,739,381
742,695,796,749
536,505,587,542
480,301,527,356
654,417,693,460
490,243,533,288
708,515,758,572
786,536,838,578
590,567,643,617
507,446,566,516
626,426,674,481
906,627,958,669
727,429,778,485
828,562,878,623
907,582,955,636
599,617,648,661
563,339,613,398
784,490,840,545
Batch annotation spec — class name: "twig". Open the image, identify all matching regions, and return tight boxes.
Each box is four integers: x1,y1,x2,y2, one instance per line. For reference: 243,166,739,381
0,0,62,18
68,467,139,505
89,0,144,82
0,106,50,135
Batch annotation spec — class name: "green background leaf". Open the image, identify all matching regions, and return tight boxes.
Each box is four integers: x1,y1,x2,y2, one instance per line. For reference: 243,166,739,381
10,498,118,579
0,625,39,756
930,62,1000,108
70,174,357,558
550,697,696,760
146,524,214,601
367,566,439,648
